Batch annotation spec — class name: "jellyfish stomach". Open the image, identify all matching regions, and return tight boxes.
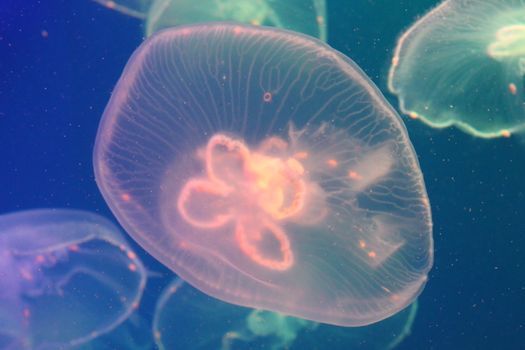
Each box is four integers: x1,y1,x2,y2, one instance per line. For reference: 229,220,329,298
487,24,525,60
203,133,325,225
240,153,305,220
176,133,328,270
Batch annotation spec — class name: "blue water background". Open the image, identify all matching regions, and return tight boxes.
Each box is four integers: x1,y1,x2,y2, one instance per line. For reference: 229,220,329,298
1,0,524,349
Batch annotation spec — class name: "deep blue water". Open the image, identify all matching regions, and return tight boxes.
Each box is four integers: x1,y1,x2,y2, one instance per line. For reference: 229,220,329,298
1,1,524,349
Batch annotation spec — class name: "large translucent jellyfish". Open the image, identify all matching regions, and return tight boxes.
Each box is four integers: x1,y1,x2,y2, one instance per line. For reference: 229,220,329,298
388,0,525,139
152,278,419,350
91,0,327,40
93,23,433,326
0,209,147,349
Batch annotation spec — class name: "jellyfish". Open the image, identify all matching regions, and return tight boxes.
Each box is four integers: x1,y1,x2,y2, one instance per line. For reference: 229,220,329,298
145,0,327,40
91,0,327,41
388,0,525,139
152,278,419,350
93,23,433,326
0,209,147,349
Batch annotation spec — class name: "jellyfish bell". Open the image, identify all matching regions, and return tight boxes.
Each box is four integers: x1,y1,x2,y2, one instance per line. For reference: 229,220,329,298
0,209,147,349
94,22,432,326
388,0,525,139
91,0,327,40
145,0,327,40
145,0,276,36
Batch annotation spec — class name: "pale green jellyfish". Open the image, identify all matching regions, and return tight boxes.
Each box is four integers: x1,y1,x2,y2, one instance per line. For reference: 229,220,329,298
145,0,327,40
91,0,327,41
152,278,418,350
388,0,525,139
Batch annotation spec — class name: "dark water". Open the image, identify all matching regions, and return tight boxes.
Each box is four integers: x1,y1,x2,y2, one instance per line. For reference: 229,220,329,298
1,0,524,349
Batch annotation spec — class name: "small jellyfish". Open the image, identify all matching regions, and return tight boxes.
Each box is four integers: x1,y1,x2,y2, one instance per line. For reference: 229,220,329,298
0,209,147,349
91,0,327,40
152,278,419,350
388,0,525,138
94,23,432,326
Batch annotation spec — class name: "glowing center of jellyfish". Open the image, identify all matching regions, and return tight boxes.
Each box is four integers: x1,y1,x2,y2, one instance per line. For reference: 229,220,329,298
177,133,314,271
487,24,525,59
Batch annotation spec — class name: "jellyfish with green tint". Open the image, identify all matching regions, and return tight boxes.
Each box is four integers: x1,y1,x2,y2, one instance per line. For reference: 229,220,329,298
388,0,525,139
152,278,418,350
0,209,147,349
145,0,327,40
91,0,327,41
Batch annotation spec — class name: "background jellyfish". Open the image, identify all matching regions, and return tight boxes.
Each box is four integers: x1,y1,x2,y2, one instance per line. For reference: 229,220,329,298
0,209,147,349
94,23,433,326
91,0,327,40
144,0,327,40
153,278,418,350
388,0,525,139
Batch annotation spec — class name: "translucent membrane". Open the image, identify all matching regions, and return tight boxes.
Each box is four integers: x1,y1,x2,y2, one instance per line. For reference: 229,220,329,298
153,278,419,350
0,209,147,349
94,23,432,326
91,0,327,41
388,0,525,138
145,0,327,40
